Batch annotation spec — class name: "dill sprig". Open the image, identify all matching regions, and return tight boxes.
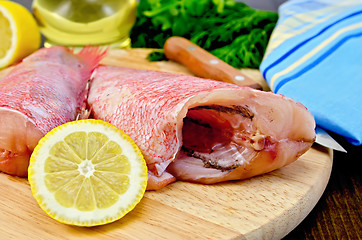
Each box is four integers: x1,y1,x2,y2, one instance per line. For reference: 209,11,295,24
130,0,278,69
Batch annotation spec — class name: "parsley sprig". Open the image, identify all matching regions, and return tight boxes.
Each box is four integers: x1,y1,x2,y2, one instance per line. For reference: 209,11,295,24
130,0,278,69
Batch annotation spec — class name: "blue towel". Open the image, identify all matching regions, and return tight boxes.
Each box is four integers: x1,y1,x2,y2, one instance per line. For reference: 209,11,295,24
260,0,362,145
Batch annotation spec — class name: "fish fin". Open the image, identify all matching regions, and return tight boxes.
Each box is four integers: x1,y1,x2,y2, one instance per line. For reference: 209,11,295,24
146,171,176,190
76,108,91,120
76,46,108,73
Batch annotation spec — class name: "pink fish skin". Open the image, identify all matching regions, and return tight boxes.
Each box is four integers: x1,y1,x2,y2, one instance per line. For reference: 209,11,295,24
0,46,106,176
88,66,316,190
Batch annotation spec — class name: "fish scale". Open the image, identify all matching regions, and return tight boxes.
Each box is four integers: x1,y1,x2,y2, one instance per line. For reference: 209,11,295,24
88,66,316,190
0,46,106,176
89,67,238,169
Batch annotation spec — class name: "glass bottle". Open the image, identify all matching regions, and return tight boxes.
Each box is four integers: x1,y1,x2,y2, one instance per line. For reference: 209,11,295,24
32,0,137,48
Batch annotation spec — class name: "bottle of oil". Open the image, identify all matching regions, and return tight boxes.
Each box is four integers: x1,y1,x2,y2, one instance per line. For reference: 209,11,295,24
32,0,137,48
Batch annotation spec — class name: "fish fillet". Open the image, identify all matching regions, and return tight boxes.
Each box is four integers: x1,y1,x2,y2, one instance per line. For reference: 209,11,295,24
88,66,316,190
0,46,106,176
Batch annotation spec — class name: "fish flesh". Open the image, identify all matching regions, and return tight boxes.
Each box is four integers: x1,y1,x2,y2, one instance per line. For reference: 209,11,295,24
88,66,316,190
0,46,106,176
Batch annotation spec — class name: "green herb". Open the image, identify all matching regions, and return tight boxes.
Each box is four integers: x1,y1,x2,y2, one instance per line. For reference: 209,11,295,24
130,0,278,69
147,50,168,61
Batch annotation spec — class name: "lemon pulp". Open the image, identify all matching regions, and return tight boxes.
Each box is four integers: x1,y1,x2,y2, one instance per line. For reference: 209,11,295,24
0,1,41,68
28,120,148,227
0,10,11,59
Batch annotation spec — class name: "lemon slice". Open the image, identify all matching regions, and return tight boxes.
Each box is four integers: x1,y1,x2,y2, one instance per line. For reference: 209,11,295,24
0,1,41,69
28,119,148,227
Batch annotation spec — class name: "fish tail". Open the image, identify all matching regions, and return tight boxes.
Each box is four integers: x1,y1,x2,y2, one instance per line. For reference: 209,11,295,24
76,46,108,72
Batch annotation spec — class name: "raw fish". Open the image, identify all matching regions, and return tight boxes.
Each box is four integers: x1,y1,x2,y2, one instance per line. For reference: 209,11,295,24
88,66,316,190
0,46,106,176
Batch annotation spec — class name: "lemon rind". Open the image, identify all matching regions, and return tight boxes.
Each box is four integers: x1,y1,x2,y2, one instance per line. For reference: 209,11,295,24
0,1,41,68
28,119,148,227
0,4,17,67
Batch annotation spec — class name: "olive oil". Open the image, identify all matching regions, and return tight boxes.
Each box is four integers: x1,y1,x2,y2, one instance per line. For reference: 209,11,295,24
32,0,137,48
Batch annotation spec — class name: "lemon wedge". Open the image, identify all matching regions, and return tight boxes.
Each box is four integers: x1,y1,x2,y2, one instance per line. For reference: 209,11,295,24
28,119,148,227
0,1,41,69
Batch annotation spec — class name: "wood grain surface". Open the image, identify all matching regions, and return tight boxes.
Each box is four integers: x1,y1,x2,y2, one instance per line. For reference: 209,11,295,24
0,49,333,239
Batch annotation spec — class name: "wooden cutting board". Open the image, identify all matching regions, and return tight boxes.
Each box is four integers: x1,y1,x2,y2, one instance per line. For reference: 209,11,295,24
0,49,332,240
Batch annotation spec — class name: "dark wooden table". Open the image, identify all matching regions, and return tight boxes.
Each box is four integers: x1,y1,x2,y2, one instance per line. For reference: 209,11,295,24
284,133,361,239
